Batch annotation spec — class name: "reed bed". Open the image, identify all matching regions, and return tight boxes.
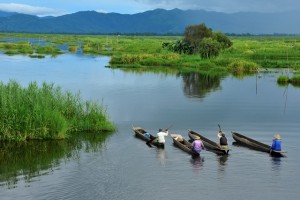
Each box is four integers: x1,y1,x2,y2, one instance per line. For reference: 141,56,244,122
0,80,116,141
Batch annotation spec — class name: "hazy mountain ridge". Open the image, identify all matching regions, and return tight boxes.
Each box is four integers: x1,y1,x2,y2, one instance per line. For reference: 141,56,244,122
0,9,299,34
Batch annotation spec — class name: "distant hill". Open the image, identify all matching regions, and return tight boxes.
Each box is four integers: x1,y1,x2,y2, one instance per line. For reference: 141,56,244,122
0,9,299,34
0,11,19,17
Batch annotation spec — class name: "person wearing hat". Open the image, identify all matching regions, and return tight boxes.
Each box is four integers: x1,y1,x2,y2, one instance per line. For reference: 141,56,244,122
191,136,205,153
271,133,282,151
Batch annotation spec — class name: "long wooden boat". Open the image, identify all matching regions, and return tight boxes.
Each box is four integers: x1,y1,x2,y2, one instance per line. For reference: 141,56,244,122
171,134,200,156
132,126,164,148
231,131,286,157
188,130,230,155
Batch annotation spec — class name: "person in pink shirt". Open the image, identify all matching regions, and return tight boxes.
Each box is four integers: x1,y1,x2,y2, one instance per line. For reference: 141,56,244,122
192,136,205,153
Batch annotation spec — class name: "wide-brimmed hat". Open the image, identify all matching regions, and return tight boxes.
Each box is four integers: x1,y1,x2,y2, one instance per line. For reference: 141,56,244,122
195,136,200,139
273,133,281,139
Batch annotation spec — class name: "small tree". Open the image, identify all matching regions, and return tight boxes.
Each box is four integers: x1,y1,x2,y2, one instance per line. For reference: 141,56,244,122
183,23,213,54
198,38,221,59
212,32,232,49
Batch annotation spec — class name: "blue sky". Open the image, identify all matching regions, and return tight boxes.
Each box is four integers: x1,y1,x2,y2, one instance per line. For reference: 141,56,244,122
0,0,300,16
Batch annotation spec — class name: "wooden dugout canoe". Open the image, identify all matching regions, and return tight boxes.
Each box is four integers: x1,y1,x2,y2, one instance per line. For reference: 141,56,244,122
132,126,164,148
171,134,200,156
231,131,286,157
188,130,230,155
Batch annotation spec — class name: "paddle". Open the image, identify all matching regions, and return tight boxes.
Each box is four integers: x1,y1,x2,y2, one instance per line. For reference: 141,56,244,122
218,124,222,132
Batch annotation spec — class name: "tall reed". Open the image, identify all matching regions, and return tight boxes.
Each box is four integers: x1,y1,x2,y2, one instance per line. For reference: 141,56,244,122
0,80,116,141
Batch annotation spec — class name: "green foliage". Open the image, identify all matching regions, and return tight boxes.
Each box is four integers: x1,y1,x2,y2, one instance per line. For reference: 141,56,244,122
277,75,289,84
0,41,62,57
183,23,213,53
0,80,116,141
228,59,259,74
289,75,300,86
199,38,221,59
213,32,233,49
0,42,33,55
35,45,62,55
166,24,233,59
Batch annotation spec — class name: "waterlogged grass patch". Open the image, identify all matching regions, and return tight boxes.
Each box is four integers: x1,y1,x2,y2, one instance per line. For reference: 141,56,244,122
290,75,300,85
29,54,45,58
68,45,78,53
277,75,300,86
0,81,116,141
228,59,259,73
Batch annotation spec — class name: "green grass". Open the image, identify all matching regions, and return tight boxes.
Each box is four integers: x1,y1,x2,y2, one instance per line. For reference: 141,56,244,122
0,41,62,56
289,75,300,86
277,75,300,86
0,80,116,141
1,33,300,75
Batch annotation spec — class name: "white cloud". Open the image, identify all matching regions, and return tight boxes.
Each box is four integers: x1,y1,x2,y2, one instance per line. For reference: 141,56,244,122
0,3,65,16
95,9,109,14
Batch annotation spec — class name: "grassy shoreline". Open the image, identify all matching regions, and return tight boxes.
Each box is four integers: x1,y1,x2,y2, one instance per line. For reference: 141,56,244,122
1,33,300,75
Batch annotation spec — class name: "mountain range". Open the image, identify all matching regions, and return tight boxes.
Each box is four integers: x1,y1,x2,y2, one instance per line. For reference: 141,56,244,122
0,8,299,35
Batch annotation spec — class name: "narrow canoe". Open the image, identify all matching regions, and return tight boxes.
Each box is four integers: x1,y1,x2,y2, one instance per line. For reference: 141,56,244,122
188,130,230,155
171,134,200,156
231,131,286,157
132,126,164,148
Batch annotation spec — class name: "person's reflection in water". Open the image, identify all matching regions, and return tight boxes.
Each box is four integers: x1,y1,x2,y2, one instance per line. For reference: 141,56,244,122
156,148,167,166
219,155,228,166
271,156,282,173
217,155,228,174
190,155,204,173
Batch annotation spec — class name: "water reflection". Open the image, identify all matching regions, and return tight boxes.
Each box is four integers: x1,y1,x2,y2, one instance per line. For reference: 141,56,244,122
156,148,167,166
190,155,204,171
118,69,223,99
217,155,229,174
271,156,282,173
0,132,112,189
180,73,222,98
218,155,229,166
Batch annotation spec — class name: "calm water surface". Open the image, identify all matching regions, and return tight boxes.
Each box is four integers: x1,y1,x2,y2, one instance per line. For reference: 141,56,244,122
0,53,299,200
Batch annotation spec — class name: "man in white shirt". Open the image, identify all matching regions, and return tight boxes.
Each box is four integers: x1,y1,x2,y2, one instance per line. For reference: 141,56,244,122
156,128,168,144
146,128,168,145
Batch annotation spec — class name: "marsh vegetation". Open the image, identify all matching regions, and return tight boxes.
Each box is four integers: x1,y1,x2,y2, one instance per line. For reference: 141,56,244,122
0,80,116,141
1,32,300,75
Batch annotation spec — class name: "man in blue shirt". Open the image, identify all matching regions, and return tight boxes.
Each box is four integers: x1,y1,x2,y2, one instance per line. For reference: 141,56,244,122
271,133,282,151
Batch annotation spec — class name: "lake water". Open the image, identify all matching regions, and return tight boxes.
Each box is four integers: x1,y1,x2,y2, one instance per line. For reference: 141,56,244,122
0,53,300,200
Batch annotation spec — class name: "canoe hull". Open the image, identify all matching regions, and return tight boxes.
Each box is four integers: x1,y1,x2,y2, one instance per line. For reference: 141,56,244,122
171,134,200,156
188,130,229,155
132,126,164,148
231,131,285,157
